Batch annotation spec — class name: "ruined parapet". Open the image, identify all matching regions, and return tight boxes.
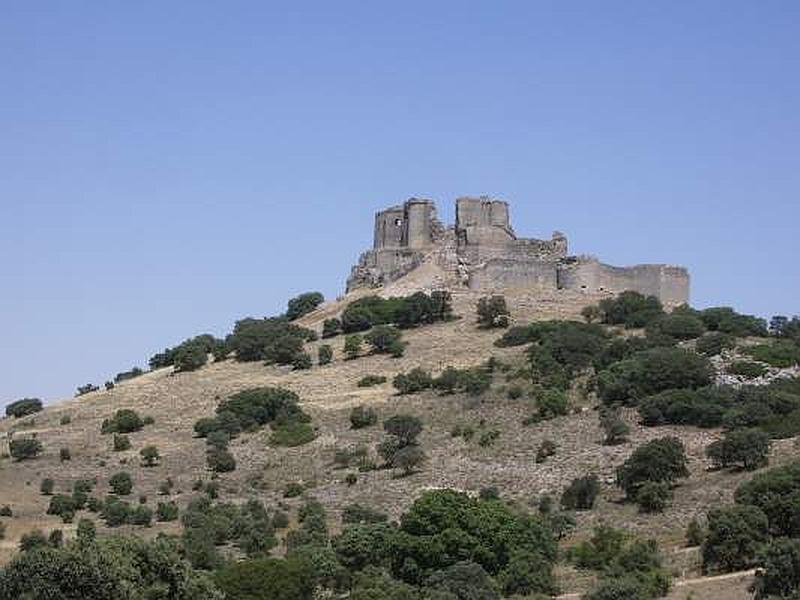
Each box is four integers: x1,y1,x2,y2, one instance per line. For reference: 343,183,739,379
557,257,690,306
348,196,690,305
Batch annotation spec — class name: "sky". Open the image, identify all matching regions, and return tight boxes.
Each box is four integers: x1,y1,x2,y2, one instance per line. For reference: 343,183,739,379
1,1,798,405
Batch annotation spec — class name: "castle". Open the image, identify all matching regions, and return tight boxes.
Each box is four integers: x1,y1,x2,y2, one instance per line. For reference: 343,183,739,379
347,197,690,305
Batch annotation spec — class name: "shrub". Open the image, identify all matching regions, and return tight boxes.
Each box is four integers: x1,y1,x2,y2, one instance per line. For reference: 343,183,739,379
40,478,54,496
286,291,324,321
477,295,510,328
702,505,769,572
706,428,771,471
686,518,705,547
105,381,115,390
59,448,71,462
733,461,800,536
5,398,43,418
698,306,767,337
9,438,42,461
616,437,688,500
383,415,423,446
596,347,713,405
173,343,208,372
636,481,672,513
350,406,378,429
129,505,153,527
318,345,333,365
59,415,71,425
214,387,306,433
0,505,11,517
728,360,768,379
507,385,524,399
599,407,629,445
342,504,388,524
393,368,433,395
561,475,599,510
322,318,342,338
18,530,49,552
269,421,316,447
344,334,363,360
140,445,161,467
76,383,100,396
696,331,736,356
292,351,312,370
745,340,800,368
752,538,800,600
114,366,144,383
227,317,312,364
113,434,131,451
357,375,387,388
46,495,77,521
648,313,706,340
109,472,133,495
283,482,304,498
207,448,236,472
101,409,144,434
214,557,314,600
365,325,404,354
596,291,664,328
536,439,557,463
390,445,427,475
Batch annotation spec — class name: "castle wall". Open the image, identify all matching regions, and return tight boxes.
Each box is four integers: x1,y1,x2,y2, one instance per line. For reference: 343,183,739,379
405,199,436,249
469,258,558,290
557,259,690,306
373,206,405,249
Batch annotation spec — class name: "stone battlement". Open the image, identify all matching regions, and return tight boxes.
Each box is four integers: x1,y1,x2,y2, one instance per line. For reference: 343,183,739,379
347,197,690,305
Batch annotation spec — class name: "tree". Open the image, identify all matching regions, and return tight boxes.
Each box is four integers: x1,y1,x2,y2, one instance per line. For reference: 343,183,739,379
5,398,43,418
109,472,133,495
322,318,342,338
702,504,769,573
59,447,71,462
207,448,236,473
140,445,161,467
425,561,500,599
561,475,599,510
286,292,324,321
383,415,423,446
350,406,377,429
596,291,664,328
213,557,313,600
648,313,706,340
535,439,557,463
344,334,363,360
173,343,208,372
113,434,131,451
76,519,96,544
9,438,42,461
636,481,672,513
292,351,312,370
318,344,333,365
40,478,54,496
477,295,510,328
390,446,426,476
101,409,144,434
365,325,404,356
616,437,688,500
752,538,800,600
706,428,771,471
686,518,705,547
392,368,432,395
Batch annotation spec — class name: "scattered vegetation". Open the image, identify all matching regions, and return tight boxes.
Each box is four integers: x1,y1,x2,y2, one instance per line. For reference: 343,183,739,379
4,398,43,418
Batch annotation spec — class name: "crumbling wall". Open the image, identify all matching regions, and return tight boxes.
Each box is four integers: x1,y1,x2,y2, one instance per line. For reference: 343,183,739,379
469,258,558,290
557,258,690,306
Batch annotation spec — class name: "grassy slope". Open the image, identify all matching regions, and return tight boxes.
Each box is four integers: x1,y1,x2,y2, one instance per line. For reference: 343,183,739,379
1,287,788,597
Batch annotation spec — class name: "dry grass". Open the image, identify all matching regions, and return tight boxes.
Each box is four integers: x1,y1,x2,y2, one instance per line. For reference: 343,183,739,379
0,286,785,597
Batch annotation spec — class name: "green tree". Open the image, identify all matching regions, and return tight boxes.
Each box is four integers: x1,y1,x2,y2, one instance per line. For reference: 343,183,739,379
9,438,42,461
109,472,133,496
477,295,510,328
286,292,324,321
318,344,333,365
392,368,432,395
753,538,800,600
140,445,161,467
702,505,769,573
322,318,342,338
344,334,363,360
561,475,600,510
706,428,771,471
616,437,688,500
5,398,43,418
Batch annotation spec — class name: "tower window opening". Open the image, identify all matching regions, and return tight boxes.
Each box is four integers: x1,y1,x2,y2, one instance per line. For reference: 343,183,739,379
395,219,403,227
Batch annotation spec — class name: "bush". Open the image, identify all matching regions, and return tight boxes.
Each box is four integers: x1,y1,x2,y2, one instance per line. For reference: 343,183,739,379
734,461,800,536
383,415,423,446
322,318,342,339
686,518,705,547
59,415,71,425
390,445,426,475
109,472,133,495
292,351,312,370
140,445,161,467
344,334,363,360
0,505,12,517
318,344,333,365
535,439,557,463
101,409,144,434
561,475,599,510
596,291,664,328
365,325,404,357
286,292,324,321
18,530,49,552
76,383,100,396
477,295,510,328
702,505,769,572
207,448,237,472
745,340,800,368
9,438,42,461
214,387,306,433
40,478,54,496
130,505,153,527
226,317,312,364
648,313,706,340
173,343,208,372
616,437,688,500
114,366,144,383
706,428,771,471
5,398,43,418
59,448,71,462
728,361,768,379
599,407,629,445
752,538,800,600
113,434,131,452
283,482,304,498
350,406,378,429
596,347,713,405
698,306,767,337
269,421,316,447
357,375,387,388
696,332,736,356
393,368,433,395
636,481,672,513
214,557,314,600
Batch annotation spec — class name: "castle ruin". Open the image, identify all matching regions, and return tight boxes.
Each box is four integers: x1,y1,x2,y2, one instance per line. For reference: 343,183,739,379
347,197,689,306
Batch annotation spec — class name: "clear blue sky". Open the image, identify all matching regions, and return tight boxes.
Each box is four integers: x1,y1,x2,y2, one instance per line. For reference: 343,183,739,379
1,1,798,405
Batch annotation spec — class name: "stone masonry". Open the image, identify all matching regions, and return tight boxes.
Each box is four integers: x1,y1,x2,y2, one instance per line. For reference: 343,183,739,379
347,197,690,305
